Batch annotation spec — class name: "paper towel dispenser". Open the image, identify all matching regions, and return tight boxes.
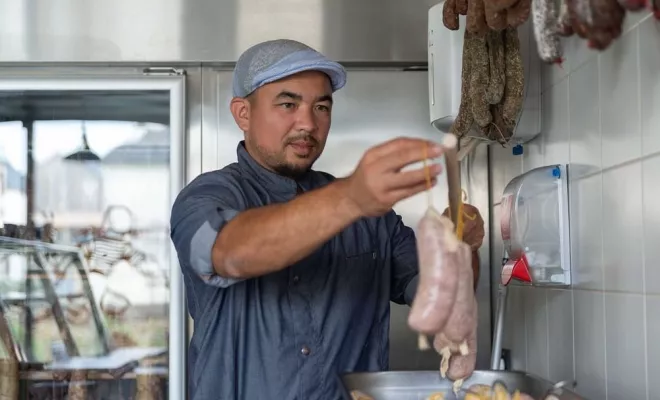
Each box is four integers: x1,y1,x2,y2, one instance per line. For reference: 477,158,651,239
427,2,542,145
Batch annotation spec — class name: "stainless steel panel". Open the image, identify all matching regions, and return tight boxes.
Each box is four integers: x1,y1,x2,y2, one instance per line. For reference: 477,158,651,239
461,142,491,370
0,64,205,203
0,0,435,62
202,68,491,371
338,371,585,400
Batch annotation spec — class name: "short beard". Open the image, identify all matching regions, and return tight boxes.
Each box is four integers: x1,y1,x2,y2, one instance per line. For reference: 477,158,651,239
254,143,316,180
272,163,310,179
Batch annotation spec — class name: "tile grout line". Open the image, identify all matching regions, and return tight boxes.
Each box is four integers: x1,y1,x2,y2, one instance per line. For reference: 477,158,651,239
524,287,529,372
566,71,577,385
570,286,577,384
636,25,650,400
491,146,660,208
544,289,550,380
597,51,609,400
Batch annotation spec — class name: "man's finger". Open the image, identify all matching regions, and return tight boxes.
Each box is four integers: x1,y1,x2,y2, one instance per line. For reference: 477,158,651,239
379,142,446,173
389,178,438,203
384,163,443,190
368,137,443,165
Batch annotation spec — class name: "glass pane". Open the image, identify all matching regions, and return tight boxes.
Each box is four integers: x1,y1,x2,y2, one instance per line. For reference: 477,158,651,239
0,89,172,399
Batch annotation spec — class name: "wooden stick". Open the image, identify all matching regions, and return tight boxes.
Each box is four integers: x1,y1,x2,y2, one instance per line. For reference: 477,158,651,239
457,136,481,162
443,134,462,229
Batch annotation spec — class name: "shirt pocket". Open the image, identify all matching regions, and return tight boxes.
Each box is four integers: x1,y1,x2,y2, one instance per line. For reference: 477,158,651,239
344,249,378,265
338,248,379,292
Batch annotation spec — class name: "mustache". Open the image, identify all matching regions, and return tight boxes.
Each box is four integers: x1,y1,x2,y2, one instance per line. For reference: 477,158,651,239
285,134,318,145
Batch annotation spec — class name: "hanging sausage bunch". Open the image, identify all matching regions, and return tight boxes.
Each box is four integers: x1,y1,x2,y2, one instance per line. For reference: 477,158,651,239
443,0,528,145
443,0,657,144
554,0,656,51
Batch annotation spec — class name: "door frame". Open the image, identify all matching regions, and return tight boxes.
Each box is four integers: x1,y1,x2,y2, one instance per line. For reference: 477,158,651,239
0,74,187,400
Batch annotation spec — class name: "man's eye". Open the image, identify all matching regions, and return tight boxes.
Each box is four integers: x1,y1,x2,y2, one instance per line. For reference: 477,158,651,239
316,105,330,112
279,103,295,109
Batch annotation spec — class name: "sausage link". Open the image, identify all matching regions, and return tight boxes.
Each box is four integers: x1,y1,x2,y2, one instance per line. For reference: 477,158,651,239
446,306,478,381
441,245,476,343
408,210,460,334
502,27,524,129
591,0,625,28
587,0,625,49
587,28,617,49
486,0,520,11
488,103,514,144
457,0,470,15
557,0,575,36
617,0,646,11
444,0,461,30
485,30,506,104
506,0,532,27
566,0,590,38
450,30,475,138
467,0,490,35
532,0,563,63
573,0,594,24
485,0,509,30
468,33,492,127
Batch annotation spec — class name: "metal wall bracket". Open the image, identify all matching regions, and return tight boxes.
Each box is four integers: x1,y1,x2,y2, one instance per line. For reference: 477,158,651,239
142,67,186,76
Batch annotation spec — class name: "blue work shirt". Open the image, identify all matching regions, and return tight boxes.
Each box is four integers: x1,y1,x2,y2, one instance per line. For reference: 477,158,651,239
170,141,419,400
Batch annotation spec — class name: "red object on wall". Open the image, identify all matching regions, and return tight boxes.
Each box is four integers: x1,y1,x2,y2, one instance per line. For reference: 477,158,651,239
501,254,532,285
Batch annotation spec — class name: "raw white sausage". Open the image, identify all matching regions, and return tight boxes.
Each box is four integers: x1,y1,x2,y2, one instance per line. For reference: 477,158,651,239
408,211,461,334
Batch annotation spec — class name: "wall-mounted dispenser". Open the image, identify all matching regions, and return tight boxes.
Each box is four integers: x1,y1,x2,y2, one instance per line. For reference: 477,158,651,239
499,164,571,287
491,164,572,371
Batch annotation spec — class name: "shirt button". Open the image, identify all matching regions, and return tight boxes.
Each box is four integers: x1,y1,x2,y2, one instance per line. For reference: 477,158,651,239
300,345,310,356
292,275,300,284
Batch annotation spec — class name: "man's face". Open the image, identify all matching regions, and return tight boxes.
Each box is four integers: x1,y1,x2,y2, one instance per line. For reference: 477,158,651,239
230,70,333,179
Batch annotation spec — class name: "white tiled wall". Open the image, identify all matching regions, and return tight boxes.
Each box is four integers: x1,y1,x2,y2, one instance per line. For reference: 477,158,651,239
489,13,660,400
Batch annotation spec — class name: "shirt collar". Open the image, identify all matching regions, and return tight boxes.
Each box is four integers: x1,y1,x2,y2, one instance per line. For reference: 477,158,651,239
236,141,315,194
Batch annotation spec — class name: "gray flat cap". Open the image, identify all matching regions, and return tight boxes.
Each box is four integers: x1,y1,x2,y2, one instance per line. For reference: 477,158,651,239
232,39,347,98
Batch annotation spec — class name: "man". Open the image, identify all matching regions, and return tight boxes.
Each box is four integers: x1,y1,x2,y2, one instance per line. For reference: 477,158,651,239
170,39,484,400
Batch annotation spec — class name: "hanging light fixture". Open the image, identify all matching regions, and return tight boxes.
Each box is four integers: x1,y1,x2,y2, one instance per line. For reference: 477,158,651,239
64,120,100,162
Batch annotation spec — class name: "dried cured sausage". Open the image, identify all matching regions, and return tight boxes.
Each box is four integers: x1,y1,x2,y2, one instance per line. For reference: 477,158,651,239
468,34,492,128
506,0,532,27
485,2,509,30
531,0,563,63
485,30,506,105
502,27,524,130
467,0,490,35
557,0,575,36
457,0,469,14
444,0,461,30
450,31,475,138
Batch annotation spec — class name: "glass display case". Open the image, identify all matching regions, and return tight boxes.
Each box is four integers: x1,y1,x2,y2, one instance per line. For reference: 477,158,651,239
0,237,166,397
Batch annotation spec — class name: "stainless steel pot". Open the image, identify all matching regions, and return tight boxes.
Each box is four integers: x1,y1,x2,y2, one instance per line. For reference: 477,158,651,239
338,370,585,400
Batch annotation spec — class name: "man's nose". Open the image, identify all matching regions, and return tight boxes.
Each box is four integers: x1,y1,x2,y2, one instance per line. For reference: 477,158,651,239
295,106,318,132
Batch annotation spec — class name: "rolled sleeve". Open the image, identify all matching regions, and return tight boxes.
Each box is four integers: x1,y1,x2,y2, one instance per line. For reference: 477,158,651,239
386,211,419,305
170,173,245,288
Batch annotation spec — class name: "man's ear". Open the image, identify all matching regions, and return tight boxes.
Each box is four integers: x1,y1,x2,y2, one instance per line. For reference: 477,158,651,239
230,97,251,131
